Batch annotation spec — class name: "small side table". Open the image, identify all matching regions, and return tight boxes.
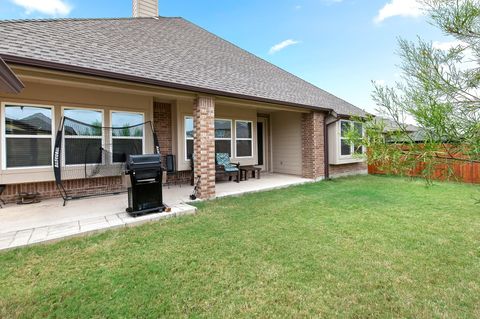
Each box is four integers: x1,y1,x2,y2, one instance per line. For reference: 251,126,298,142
239,166,262,181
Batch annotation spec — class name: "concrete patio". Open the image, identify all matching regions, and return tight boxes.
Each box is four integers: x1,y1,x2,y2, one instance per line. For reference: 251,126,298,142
0,173,312,251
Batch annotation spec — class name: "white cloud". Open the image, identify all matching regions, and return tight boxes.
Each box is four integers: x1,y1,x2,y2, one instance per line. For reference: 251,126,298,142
10,0,72,16
433,40,477,70
432,40,467,51
374,0,424,24
269,39,300,54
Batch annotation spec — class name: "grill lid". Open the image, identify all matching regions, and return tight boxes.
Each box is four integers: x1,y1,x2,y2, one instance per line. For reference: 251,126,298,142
126,154,162,171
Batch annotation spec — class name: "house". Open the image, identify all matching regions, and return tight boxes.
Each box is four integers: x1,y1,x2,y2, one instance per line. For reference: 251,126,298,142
376,117,425,143
0,0,367,201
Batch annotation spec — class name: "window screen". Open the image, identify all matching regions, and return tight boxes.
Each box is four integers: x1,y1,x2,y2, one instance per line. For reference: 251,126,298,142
4,104,53,168
111,112,144,163
64,109,103,165
235,121,253,157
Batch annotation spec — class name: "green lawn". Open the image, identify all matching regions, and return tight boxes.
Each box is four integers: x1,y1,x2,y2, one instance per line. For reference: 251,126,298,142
0,175,479,318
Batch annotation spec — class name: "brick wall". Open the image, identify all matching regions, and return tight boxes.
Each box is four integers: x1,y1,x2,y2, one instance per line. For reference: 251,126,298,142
329,162,368,178
164,170,192,184
302,111,326,180
153,102,173,155
1,176,125,203
1,171,196,204
193,96,216,199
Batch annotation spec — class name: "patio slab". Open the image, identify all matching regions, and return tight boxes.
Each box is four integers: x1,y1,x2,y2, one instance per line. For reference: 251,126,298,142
0,173,313,251
215,173,312,198
0,204,197,251
0,186,193,234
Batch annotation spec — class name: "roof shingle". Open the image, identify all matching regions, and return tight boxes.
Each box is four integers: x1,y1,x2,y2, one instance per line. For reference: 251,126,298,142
0,17,365,116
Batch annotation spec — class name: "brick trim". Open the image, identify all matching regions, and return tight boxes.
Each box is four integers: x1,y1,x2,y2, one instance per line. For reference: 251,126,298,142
153,102,173,155
329,162,368,178
302,111,326,180
1,176,125,203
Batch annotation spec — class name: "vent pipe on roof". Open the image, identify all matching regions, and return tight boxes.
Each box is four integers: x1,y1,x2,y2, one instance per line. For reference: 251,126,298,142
133,0,158,17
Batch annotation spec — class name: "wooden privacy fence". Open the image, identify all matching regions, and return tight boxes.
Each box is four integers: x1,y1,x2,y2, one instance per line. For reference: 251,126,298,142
369,155,480,184
369,161,480,184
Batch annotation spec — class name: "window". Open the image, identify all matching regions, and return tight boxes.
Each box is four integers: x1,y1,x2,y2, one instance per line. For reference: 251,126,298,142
111,112,144,163
185,116,194,160
3,104,53,168
235,120,253,158
353,122,364,155
215,119,232,156
340,120,364,157
63,108,103,165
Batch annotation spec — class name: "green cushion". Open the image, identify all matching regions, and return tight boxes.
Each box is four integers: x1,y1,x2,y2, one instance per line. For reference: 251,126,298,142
216,153,238,171
216,153,230,166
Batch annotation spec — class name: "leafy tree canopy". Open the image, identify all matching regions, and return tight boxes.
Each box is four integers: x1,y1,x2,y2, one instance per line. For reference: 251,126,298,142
350,0,480,183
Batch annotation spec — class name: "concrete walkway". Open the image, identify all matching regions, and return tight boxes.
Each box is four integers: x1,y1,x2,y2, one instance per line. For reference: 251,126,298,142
0,204,196,251
0,173,312,251
0,185,196,251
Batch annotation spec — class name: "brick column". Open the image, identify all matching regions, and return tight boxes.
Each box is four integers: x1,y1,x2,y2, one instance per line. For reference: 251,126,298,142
153,102,172,155
193,96,216,199
302,111,325,180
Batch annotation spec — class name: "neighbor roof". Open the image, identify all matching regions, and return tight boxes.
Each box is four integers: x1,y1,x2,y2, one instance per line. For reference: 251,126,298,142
375,117,425,143
0,17,365,116
375,117,420,133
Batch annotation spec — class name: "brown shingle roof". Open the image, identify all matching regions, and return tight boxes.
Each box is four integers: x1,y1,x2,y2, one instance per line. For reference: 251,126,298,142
0,17,366,116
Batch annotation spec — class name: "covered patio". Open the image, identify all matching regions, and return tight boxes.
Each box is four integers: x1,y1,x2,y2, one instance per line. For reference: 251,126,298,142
0,173,312,251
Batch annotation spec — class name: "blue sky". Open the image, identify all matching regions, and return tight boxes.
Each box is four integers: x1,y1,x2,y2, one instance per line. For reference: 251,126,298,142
0,0,455,113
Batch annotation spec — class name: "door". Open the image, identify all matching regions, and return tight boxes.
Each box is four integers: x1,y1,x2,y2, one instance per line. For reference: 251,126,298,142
257,118,268,171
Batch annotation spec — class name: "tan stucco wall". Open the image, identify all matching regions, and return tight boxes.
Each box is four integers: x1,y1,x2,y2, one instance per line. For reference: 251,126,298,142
0,80,154,184
271,111,302,175
175,100,258,171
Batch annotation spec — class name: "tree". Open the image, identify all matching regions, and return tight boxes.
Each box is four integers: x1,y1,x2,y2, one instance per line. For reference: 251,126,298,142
352,0,480,183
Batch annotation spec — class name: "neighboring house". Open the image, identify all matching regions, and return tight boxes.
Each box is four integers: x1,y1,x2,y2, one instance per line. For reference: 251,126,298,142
376,117,425,143
0,0,368,201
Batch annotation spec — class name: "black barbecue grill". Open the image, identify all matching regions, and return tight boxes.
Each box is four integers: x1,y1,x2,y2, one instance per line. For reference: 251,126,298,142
126,154,165,216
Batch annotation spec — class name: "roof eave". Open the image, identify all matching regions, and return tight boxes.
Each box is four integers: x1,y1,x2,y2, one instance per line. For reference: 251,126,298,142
0,57,24,94
336,113,369,119
0,54,332,113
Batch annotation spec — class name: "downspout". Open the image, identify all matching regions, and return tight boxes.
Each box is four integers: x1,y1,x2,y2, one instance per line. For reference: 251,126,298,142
324,111,341,180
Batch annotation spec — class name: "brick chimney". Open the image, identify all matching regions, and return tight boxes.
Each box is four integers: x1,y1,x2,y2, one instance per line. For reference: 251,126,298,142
133,0,158,17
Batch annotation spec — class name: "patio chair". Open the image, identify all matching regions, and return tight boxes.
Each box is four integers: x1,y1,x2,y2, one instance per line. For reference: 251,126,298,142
189,153,240,184
215,153,240,183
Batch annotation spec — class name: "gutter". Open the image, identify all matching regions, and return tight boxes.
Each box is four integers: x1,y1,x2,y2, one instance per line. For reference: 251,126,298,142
0,57,24,94
1,54,333,113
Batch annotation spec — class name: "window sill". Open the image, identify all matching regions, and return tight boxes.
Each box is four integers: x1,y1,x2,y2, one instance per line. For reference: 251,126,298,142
330,156,365,165
2,166,53,173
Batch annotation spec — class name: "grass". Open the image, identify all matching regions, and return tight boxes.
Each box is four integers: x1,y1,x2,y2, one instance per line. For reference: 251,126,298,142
0,175,479,318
